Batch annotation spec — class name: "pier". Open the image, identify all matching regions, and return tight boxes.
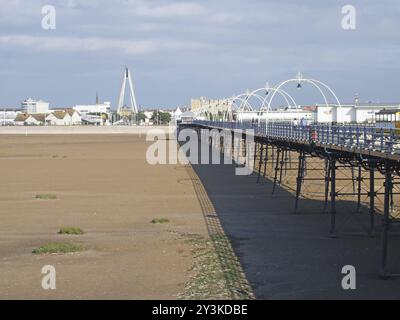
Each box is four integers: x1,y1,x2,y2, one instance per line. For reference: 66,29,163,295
182,120,400,279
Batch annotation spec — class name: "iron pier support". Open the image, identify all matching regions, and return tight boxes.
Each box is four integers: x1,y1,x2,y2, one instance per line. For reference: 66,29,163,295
330,158,337,235
380,163,393,279
294,151,306,214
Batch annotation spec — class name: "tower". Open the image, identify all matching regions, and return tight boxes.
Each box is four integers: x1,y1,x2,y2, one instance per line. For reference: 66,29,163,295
117,67,138,117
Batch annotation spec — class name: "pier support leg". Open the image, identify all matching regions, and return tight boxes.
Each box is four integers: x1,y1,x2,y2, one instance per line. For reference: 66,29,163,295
272,148,281,194
220,133,224,156
231,131,234,158
369,167,375,237
294,152,305,214
324,159,331,213
263,145,269,178
253,141,258,169
390,177,394,213
284,150,288,177
380,164,392,279
278,149,285,185
330,158,337,235
242,138,247,166
256,144,264,184
357,164,362,212
271,146,278,176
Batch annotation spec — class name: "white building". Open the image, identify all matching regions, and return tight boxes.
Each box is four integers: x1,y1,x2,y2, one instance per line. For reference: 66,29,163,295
140,111,153,125
14,113,29,126
46,109,82,125
172,106,183,122
73,102,111,125
0,109,19,125
233,103,400,124
180,111,196,124
21,99,49,114
25,114,46,125
74,102,111,115
143,111,153,119
236,108,315,123
316,103,400,123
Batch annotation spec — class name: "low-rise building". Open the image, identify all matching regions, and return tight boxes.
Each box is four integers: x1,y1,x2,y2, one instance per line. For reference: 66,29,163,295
0,109,20,125
172,106,183,122
232,102,400,124
235,108,315,123
74,102,111,115
21,99,49,114
180,111,196,124
25,114,46,125
316,103,400,123
46,109,81,125
74,102,111,125
14,113,30,126
191,97,220,112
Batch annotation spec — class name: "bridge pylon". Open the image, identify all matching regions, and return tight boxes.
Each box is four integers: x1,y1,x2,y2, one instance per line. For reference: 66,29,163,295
117,67,139,118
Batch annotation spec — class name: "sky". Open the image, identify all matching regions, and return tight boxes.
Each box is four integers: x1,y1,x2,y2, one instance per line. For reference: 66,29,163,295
0,0,399,109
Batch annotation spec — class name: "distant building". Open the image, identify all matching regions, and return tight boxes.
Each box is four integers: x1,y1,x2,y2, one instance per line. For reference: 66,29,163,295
231,102,400,124
46,109,82,125
74,101,111,125
171,106,183,124
0,109,20,125
14,113,30,126
74,102,111,115
191,97,220,111
21,99,49,114
180,111,196,124
174,106,183,118
236,109,315,123
25,114,46,125
143,111,153,119
316,103,400,123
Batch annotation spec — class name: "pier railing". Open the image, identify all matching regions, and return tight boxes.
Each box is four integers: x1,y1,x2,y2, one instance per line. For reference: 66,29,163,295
193,120,400,155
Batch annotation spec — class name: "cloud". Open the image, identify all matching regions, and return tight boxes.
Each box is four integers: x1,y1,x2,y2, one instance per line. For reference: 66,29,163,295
56,0,206,17
0,0,21,8
0,34,207,55
209,13,242,25
136,2,205,17
0,0,399,107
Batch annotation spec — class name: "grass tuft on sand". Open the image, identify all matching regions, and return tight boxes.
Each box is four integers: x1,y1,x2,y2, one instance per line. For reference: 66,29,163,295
151,218,170,224
178,233,254,300
35,193,57,200
32,242,83,254
58,227,84,235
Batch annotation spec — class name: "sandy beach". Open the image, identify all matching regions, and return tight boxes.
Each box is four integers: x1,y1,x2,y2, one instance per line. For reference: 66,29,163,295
0,134,212,299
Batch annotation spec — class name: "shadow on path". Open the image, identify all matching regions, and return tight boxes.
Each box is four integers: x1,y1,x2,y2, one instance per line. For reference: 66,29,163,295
190,157,400,299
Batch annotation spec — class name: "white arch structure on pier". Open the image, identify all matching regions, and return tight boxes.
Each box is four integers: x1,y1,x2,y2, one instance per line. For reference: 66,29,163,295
194,73,341,122
239,87,298,111
267,73,341,112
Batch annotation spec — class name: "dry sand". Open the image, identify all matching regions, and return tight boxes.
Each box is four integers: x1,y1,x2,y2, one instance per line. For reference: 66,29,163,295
0,134,210,299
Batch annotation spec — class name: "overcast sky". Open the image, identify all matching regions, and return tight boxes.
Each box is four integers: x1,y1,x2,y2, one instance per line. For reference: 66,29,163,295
0,0,399,109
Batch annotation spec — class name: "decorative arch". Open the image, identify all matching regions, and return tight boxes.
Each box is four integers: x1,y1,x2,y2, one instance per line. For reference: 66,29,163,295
267,73,342,113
